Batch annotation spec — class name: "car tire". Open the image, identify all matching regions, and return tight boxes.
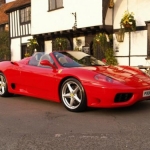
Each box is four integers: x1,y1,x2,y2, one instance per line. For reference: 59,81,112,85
0,73,13,97
60,78,87,112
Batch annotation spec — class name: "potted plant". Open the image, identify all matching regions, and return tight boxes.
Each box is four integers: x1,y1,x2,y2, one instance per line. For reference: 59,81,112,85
120,11,136,32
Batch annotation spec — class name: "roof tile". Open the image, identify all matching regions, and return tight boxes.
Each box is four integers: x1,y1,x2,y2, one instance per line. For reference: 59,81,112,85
6,0,31,12
0,2,14,24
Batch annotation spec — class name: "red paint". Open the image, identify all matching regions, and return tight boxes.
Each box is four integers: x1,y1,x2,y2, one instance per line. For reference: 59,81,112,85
0,51,150,108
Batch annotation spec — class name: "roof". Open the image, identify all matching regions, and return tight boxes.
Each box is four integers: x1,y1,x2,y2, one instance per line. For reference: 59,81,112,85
5,0,31,13
0,1,14,24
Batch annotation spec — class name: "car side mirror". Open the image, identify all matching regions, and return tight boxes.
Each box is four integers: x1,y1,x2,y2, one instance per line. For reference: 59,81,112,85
40,60,56,69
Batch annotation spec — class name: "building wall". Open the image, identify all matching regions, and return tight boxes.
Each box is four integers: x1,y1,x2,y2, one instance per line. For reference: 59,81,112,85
113,0,150,66
10,10,31,37
45,40,52,53
11,38,21,61
9,7,32,61
105,8,113,25
114,0,150,28
31,0,103,35
11,36,32,61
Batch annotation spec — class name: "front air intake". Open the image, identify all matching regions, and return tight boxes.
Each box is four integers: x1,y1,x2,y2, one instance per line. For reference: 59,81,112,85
114,93,133,103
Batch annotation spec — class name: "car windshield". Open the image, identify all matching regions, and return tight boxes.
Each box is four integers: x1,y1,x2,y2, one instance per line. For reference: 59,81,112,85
54,51,106,67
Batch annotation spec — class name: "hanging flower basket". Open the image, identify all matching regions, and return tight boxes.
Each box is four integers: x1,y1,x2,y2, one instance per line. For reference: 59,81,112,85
120,11,136,32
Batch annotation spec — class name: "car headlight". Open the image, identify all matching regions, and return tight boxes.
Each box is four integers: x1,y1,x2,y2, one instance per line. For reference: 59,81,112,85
94,74,121,84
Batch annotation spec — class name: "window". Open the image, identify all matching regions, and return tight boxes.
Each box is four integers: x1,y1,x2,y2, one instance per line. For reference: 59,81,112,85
0,25,4,32
20,7,31,23
49,0,63,10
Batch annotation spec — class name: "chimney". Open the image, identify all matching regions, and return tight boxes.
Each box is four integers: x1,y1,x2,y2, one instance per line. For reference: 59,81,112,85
0,0,6,6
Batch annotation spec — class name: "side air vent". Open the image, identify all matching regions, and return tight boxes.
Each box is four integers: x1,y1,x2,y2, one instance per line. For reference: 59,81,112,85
11,83,16,89
114,93,133,103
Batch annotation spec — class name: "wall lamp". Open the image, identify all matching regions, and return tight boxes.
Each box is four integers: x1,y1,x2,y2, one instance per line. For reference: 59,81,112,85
115,29,125,42
72,12,77,31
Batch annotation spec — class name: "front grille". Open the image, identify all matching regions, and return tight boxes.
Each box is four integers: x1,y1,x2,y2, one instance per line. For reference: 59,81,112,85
114,93,133,103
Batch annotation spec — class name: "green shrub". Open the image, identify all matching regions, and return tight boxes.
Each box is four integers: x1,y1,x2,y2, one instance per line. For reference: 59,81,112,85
0,31,10,60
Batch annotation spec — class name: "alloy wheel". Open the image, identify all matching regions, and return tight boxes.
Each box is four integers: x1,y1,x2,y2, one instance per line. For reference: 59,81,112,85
61,78,86,112
0,74,6,95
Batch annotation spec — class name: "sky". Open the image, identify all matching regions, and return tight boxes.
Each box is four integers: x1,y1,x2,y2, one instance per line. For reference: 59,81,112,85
6,0,15,3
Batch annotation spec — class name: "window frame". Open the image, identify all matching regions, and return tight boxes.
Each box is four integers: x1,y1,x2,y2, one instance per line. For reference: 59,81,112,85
48,0,64,11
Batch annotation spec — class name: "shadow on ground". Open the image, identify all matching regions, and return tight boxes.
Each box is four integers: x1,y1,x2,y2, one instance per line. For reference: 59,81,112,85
87,100,150,114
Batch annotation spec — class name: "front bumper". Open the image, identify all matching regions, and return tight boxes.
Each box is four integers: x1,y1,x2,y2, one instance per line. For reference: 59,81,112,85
84,83,150,108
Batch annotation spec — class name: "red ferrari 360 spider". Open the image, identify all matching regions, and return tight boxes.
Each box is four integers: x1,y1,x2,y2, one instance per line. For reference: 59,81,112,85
0,51,150,112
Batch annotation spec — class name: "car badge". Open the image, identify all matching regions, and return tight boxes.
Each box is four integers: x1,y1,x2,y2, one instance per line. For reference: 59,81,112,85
58,69,62,73
70,93,74,97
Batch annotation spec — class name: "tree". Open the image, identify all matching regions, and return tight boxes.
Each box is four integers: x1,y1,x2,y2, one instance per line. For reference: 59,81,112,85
0,31,10,60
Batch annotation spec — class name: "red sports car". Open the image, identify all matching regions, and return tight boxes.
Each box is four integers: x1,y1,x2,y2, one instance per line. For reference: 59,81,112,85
0,51,150,112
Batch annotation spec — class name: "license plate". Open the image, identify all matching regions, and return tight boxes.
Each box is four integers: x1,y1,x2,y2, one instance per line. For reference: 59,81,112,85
143,90,150,97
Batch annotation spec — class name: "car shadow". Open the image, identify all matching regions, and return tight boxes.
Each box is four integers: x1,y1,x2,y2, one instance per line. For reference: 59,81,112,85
8,95,150,114
86,100,150,114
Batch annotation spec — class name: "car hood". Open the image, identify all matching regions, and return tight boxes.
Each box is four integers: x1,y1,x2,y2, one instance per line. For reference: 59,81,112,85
80,65,150,87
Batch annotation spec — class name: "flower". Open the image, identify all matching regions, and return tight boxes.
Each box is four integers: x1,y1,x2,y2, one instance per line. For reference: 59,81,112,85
120,11,136,31
102,58,106,63
25,53,30,57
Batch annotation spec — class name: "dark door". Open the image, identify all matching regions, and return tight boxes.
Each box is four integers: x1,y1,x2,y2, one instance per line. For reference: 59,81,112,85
21,45,27,59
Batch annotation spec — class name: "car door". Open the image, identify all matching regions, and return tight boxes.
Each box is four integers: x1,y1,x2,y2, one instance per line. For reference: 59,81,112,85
20,54,58,100
6,62,22,91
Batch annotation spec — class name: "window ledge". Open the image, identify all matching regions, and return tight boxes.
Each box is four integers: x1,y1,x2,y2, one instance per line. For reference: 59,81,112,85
47,6,64,12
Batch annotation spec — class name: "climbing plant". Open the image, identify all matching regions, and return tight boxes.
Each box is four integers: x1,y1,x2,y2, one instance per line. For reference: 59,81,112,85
53,38,68,50
93,33,108,60
27,38,39,56
93,33,118,65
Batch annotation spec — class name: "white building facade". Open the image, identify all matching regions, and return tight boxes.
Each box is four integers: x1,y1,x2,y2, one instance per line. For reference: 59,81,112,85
6,0,150,67
113,0,150,66
6,0,33,61
31,0,112,57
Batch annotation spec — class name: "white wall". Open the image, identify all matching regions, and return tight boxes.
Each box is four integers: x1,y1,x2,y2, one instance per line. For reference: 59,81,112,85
45,40,52,53
31,0,103,35
113,0,150,66
11,36,33,61
22,36,33,44
114,0,150,29
11,38,21,61
105,8,113,25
